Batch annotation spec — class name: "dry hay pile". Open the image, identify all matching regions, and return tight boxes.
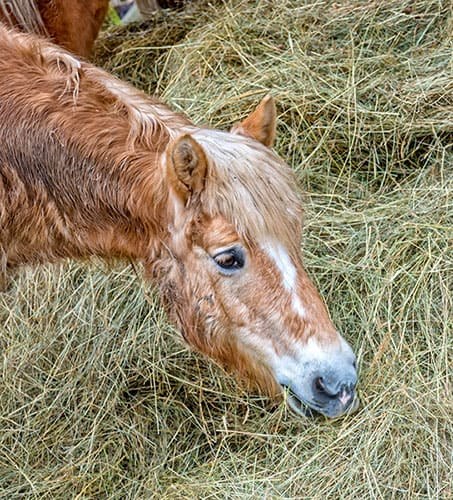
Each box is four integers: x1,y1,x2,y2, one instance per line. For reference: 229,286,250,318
1,0,451,497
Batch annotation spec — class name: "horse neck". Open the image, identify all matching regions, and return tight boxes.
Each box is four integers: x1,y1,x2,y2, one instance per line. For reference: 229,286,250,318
0,26,194,267
0,125,177,268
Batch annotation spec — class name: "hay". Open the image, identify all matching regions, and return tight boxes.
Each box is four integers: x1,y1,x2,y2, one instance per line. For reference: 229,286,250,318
1,0,452,497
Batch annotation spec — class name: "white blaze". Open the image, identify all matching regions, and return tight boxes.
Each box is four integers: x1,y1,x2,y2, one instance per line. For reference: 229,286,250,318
262,241,306,318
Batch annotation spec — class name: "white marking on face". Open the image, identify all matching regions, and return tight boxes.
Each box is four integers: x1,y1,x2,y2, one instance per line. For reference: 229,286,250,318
261,241,306,318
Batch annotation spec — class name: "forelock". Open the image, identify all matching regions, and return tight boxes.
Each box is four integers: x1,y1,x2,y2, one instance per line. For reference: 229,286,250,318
192,129,303,253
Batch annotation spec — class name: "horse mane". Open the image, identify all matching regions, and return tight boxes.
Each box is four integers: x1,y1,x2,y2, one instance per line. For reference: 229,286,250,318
0,0,48,36
0,24,192,148
85,71,194,148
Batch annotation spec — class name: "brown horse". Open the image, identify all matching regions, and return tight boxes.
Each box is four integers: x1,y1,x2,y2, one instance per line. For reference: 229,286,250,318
0,25,359,418
0,0,108,57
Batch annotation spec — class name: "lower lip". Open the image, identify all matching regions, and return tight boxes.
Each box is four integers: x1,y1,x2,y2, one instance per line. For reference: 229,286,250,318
286,394,320,418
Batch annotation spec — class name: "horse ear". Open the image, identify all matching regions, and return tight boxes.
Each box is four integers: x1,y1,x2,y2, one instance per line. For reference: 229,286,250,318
166,134,208,202
232,95,276,147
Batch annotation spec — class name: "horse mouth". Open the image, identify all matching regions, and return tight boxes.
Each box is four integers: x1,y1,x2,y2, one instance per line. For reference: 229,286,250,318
282,385,320,418
282,385,360,418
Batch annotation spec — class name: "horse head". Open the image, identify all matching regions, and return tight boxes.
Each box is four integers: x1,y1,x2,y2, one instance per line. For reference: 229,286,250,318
156,97,358,418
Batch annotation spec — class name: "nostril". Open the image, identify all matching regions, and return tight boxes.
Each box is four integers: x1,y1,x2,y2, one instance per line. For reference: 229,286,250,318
314,377,327,394
314,377,356,400
314,377,338,399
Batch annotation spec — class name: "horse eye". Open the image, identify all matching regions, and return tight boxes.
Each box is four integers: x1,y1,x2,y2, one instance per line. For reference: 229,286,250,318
213,247,245,272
